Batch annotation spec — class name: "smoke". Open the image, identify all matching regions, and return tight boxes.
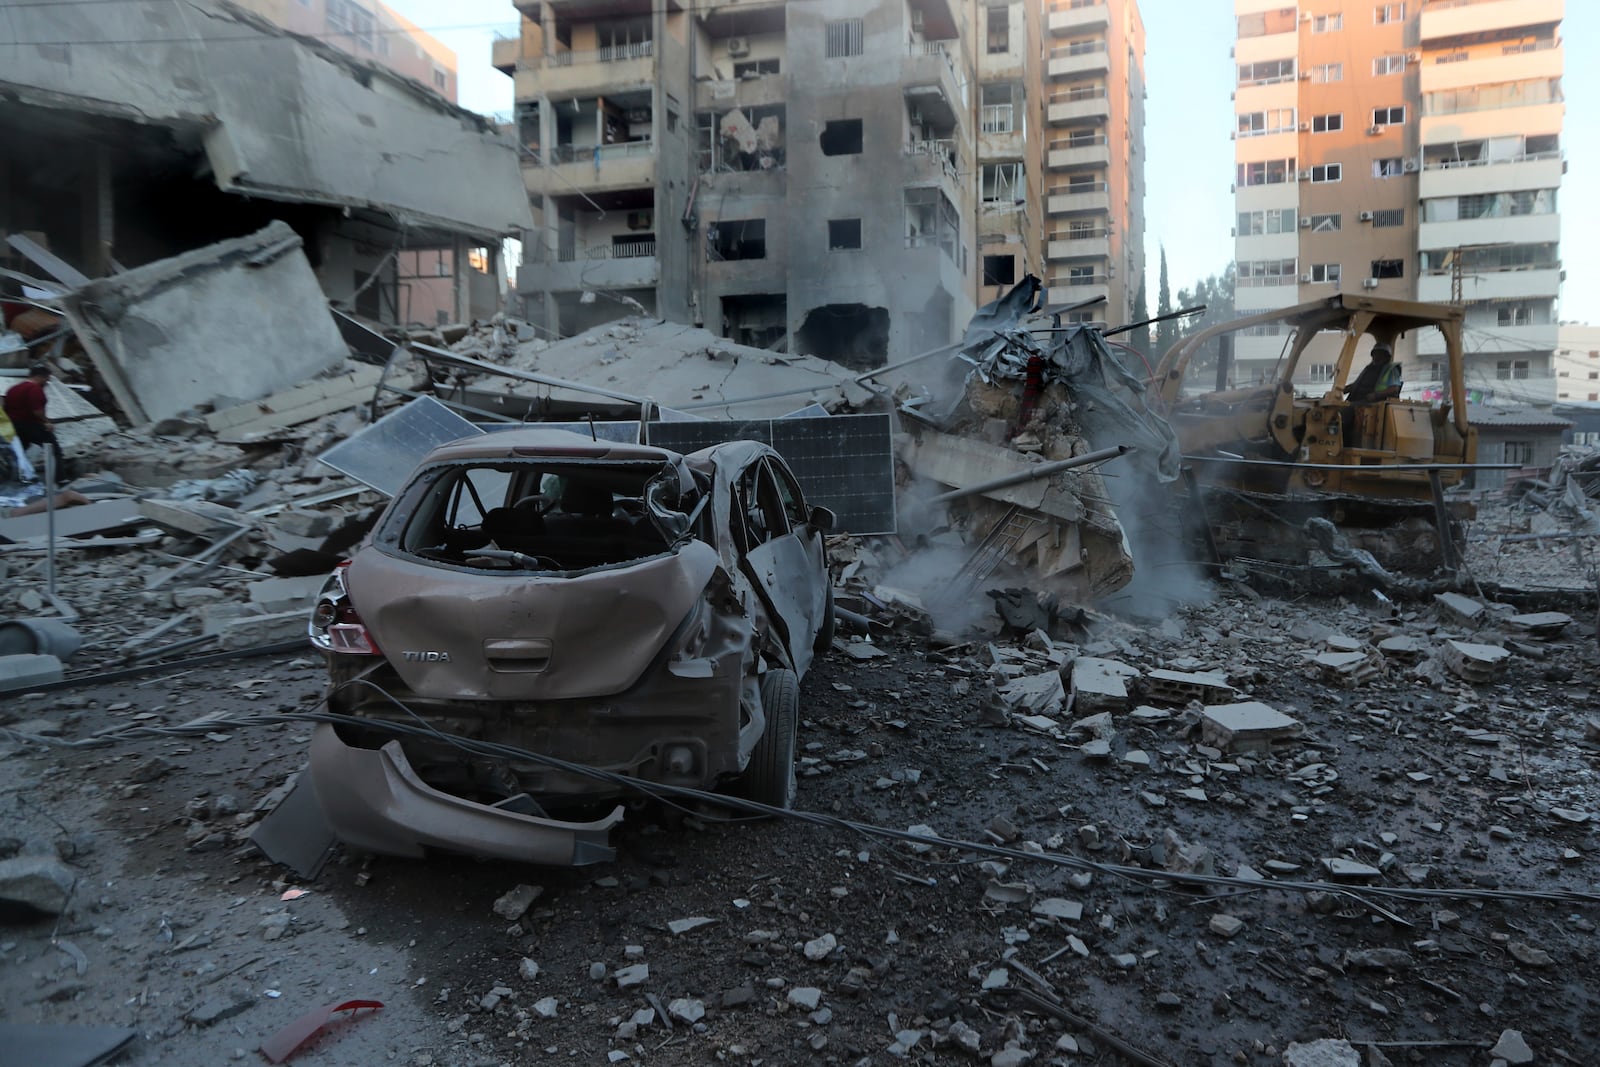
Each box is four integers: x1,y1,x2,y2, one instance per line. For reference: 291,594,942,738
1097,464,1214,620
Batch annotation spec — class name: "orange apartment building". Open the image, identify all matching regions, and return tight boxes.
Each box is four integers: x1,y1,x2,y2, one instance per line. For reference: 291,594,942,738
1232,0,1563,404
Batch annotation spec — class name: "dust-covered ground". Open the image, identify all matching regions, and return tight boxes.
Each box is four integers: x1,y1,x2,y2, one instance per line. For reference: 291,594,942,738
2,583,1598,1067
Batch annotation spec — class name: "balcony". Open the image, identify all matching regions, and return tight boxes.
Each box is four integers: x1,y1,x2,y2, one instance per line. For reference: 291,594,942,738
1048,41,1109,79
1048,1,1108,35
1046,234,1109,260
1417,268,1563,303
512,41,656,98
1421,103,1564,147
1421,0,1563,43
1418,154,1564,198
1047,140,1109,169
1419,212,1559,253
523,141,657,196
1047,184,1109,214
1052,279,1110,306
519,239,659,294
904,138,963,191
493,34,519,75
1420,43,1563,94
1047,88,1109,125
695,72,788,113
904,40,966,126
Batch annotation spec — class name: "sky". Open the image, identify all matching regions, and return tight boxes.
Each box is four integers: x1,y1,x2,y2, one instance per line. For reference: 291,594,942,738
395,0,1595,322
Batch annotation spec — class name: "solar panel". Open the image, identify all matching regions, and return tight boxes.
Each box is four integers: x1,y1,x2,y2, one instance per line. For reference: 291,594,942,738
317,395,482,496
645,413,896,535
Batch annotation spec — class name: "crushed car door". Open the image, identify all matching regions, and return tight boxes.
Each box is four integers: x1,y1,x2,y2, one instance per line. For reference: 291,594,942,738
739,457,821,676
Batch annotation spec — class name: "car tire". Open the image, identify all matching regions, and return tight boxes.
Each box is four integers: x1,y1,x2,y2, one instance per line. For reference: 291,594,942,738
746,668,798,809
813,585,836,657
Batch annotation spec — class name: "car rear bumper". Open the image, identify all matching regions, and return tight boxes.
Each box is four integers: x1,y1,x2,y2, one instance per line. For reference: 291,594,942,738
307,724,621,866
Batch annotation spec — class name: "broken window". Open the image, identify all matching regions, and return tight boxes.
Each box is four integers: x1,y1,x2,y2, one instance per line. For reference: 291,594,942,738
1372,157,1404,178
733,58,780,78
820,119,864,156
824,18,863,58
708,219,766,261
982,254,1017,286
1371,258,1404,279
699,106,785,172
903,187,961,265
795,304,890,371
721,294,786,349
981,162,1024,204
828,219,862,251
986,6,1009,53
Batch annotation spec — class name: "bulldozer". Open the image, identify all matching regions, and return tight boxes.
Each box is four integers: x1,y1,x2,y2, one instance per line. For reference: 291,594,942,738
1152,294,1477,574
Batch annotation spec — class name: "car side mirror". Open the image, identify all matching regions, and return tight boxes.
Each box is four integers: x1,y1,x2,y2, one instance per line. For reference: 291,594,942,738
807,505,836,533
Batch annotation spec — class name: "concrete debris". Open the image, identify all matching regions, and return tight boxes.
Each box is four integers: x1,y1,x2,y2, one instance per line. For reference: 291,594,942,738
1490,1029,1534,1064
1440,640,1512,684
1313,650,1383,687
1069,657,1137,713
1282,1039,1360,1067
492,884,543,921
1199,702,1303,754
0,653,64,693
1505,611,1571,639
998,672,1065,715
1433,592,1486,628
1142,668,1235,705
0,854,76,916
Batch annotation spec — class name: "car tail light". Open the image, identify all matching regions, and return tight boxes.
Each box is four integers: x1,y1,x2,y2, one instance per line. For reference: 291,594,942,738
308,563,382,656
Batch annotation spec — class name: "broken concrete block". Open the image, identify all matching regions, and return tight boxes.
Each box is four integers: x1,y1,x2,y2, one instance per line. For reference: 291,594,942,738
188,993,255,1027
1199,702,1303,754
1440,639,1511,684
1282,1039,1359,1067
272,509,336,540
492,883,543,921
1070,657,1136,713
1376,635,1425,662
1314,650,1382,688
1208,914,1244,938
1031,898,1083,921
0,653,64,693
999,672,1065,715
1490,1029,1534,1064
1143,668,1235,705
0,854,76,915
1505,611,1571,639
1433,592,1485,628
214,610,311,650
137,497,247,537
1320,858,1381,879
172,587,227,609
246,574,329,614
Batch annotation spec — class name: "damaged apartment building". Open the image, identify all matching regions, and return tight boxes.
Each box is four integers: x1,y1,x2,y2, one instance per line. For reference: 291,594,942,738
506,0,1147,366
0,0,531,329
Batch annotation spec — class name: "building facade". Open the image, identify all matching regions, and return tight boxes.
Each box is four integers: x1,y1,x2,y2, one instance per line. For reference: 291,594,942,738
232,0,459,102
1231,0,1563,400
1555,323,1600,406
507,0,1145,365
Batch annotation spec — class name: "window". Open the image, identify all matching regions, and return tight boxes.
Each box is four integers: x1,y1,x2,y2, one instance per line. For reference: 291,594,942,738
1312,14,1342,32
820,119,863,155
1373,157,1404,178
1498,305,1532,326
1067,265,1097,286
828,218,862,251
1503,440,1534,465
1373,54,1406,76
981,83,1016,133
1423,79,1564,117
1374,4,1405,23
824,18,863,58
982,162,1025,203
327,0,375,49
1238,158,1295,186
432,68,447,91
904,187,961,266
1309,263,1341,284
983,255,1017,286
1311,63,1343,83
1238,108,1295,137
1372,208,1405,227
1237,208,1296,236
708,219,766,261
1237,259,1298,286
1429,361,1444,383
733,58,780,77
1310,363,1336,383
1371,258,1404,279
1238,59,1296,86
1311,113,1343,134
986,6,1009,53
1372,106,1406,126
1309,163,1342,183
1309,213,1341,232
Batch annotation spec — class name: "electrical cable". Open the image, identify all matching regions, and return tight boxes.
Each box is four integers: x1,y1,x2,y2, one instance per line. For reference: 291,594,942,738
9,690,1600,913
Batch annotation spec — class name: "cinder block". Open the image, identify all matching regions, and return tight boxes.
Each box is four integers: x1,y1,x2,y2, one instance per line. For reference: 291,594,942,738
0,653,64,693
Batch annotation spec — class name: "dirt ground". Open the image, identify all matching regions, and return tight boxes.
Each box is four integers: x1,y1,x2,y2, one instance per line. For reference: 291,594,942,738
2,582,1598,1067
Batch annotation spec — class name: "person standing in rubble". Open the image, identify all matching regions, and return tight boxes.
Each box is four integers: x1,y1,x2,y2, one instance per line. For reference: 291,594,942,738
3,363,67,480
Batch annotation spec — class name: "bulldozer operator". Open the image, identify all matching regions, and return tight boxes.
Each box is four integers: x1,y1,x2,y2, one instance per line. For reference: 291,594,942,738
1343,343,1403,404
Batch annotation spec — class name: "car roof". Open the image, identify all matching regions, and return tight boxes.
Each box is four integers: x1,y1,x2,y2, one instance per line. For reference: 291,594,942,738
419,427,682,465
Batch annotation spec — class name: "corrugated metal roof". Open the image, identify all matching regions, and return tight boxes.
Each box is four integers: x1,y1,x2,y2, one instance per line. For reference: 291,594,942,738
1467,404,1574,429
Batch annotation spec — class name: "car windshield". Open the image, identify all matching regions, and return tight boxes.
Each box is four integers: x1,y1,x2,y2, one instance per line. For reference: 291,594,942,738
383,458,697,572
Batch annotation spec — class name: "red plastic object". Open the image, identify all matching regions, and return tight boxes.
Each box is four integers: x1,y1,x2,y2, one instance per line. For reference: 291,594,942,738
259,999,383,1063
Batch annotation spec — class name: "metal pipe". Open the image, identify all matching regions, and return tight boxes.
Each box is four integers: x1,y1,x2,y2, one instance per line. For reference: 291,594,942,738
1182,455,1522,472
929,444,1133,504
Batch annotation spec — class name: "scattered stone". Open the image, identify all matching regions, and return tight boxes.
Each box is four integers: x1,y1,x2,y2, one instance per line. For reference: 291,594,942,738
721,984,755,1009
1282,1038,1359,1067
981,968,1009,990
1505,611,1570,639
667,916,715,935
1489,1029,1534,1064
1032,898,1083,922
999,672,1066,715
188,994,255,1027
258,912,291,941
0,653,63,695
1506,941,1553,967
948,1021,981,1053
1321,858,1381,880
518,958,540,982
1343,948,1414,971
1440,640,1511,684
492,883,542,921
615,964,649,989
990,1046,1033,1067
588,962,607,981
1070,657,1137,712
1434,592,1485,628
1155,992,1182,1010
803,933,838,960
1110,953,1137,969
1209,914,1244,938
667,998,704,1024
0,854,76,916
786,987,821,1011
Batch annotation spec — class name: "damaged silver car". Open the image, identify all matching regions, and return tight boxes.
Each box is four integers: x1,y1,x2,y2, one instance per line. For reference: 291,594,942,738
306,429,834,866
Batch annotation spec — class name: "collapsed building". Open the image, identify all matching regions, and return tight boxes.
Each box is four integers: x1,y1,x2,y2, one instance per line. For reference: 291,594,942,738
0,0,531,328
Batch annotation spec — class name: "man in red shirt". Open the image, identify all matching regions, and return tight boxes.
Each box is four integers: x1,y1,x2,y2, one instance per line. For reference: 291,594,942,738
3,363,66,478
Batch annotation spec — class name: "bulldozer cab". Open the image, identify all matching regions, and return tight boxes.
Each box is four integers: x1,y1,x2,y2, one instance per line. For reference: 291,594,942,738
1151,294,1476,502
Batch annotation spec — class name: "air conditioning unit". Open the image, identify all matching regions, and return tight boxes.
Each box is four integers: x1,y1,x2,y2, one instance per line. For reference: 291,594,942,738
1300,12,1312,21
1402,158,1419,172
726,36,750,57
1299,218,1312,228
1299,71,1312,80
1300,272,1313,283
626,210,654,231
1367,125,1382,136
1358,210,1374,222
1299,122,1310,131
1406,51,1420,62
1362,278,1380,289
1298,169,1311,181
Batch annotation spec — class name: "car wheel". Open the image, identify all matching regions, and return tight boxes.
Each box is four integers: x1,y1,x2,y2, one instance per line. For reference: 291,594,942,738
812,584,836,657
745,668,798,809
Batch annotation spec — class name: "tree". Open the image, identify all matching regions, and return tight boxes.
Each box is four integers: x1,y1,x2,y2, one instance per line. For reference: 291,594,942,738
1174,261,1238,379
1130,273,1151,360
1155,246,1179,358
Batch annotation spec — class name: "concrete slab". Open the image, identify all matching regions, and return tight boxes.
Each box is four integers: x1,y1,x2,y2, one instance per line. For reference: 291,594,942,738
247,575,330,614
1434,592,1485,628
1071,657,1137,713
215,610,309,650
1199,701,1303,754
0,653,64,693
0,500,145,544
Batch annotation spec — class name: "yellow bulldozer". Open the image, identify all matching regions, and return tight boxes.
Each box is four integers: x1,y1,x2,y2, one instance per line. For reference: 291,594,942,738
1152,294,1477,574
